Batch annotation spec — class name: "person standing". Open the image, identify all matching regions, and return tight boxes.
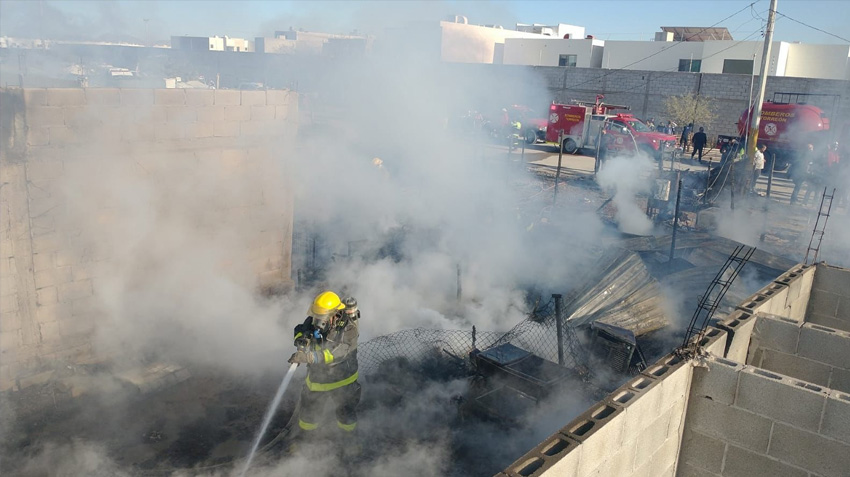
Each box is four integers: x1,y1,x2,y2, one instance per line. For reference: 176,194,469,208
751,144,767,194
826,142,847,208
289,292,361,443
691,127,708,162
680,123,693,153
789,144,815,205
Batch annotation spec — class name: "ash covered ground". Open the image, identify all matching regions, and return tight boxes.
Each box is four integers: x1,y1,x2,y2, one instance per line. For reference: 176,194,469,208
2,151,819,477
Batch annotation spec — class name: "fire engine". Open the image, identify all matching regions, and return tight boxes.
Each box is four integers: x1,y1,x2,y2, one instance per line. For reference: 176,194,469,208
739,100,829,171
718,93,838,171
545,96,678,159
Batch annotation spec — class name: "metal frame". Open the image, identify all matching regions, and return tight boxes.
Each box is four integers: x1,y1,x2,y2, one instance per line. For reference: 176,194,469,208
679,244,756,352
804,188,836,265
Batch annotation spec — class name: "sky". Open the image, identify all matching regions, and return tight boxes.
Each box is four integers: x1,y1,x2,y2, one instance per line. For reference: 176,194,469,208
1,0,849,45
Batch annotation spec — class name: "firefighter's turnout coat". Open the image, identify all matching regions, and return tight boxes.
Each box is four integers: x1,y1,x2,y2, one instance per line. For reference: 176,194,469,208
294,314,359,391
293,311,361,432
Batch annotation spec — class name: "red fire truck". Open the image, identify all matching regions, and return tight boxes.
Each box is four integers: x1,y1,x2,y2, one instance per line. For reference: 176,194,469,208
736,100,830,171
545,97,678,159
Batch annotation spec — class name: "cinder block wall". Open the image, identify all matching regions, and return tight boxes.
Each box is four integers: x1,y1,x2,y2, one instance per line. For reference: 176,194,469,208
499,353,694,477
747,314,850,394
718,264,815,362
806,264,850,333
679,357,850,477
0,87,297,391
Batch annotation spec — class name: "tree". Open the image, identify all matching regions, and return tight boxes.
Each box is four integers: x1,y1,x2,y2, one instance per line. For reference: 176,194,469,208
663,94,717,130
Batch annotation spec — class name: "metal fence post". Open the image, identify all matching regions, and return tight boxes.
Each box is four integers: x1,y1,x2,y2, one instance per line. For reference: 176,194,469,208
554,131,563,205
553,293,564,366
670,176,683,262
456,263,462,302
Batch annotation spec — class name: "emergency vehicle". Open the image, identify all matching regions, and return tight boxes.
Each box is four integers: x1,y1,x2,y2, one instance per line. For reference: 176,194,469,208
545,97,678,159
716,93,839,171
736,100,830,171
506,105,549,144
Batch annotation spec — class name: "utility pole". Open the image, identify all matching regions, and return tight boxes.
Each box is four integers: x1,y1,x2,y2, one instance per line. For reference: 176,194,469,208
745,0,778,161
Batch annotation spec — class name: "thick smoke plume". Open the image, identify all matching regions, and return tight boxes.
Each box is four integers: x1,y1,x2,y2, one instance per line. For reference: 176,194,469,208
3,4,696,477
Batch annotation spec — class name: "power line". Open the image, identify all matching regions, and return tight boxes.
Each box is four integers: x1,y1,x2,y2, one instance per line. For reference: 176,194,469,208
774,11,850,44
564,1,762,92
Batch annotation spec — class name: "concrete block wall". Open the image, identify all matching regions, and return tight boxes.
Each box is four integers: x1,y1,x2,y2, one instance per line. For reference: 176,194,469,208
679,357,850,477
500,354,694,477
715,263,815,363
806,264,850,333
735,263,815,322
747,314,850,394
716,309,756,363
0,87,298,392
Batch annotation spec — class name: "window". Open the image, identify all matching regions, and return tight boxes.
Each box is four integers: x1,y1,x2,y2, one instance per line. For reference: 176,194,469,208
722,59,754,74
678,59,702,72
559,54,577,67
626,120,652,133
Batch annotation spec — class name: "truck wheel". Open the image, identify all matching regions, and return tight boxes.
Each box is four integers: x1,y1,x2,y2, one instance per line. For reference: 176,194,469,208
525,129,537,144
639,145,657,160
562,138,578,154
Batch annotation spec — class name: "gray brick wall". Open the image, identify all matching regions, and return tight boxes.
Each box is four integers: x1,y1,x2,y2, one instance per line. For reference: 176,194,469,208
806,264,850,332
0,87,298,392
682,358,850,477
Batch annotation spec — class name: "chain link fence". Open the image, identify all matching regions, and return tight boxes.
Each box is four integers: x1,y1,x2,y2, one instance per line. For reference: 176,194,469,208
358,296,586,377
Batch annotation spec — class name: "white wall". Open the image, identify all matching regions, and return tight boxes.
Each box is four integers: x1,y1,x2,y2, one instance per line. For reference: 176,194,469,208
209,37,225,51
603,41,782,75
602,40,850,80
224,37,253,52
439,21,548,64
556,24,586,40
516,23,586,40
503,38,604,67
784,43,850,80
602,40,704,71
698,41,776,75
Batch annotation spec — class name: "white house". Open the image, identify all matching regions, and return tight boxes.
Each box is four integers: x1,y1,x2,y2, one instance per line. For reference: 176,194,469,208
515,23,586,40
601,40,850,80
503,38,605,67
171,36,254,52
256,29,370,56
381,17,579,64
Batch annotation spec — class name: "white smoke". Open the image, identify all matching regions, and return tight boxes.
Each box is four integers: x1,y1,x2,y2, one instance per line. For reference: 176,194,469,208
595,154,656,235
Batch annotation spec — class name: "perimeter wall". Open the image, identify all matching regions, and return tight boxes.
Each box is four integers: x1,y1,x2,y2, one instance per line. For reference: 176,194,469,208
0,87,297,391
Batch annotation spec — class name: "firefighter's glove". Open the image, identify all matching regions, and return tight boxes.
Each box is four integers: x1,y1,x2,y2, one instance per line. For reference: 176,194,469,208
288,350,319,364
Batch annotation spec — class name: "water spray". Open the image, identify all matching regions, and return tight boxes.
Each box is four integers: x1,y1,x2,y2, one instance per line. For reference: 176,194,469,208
239,362,299,477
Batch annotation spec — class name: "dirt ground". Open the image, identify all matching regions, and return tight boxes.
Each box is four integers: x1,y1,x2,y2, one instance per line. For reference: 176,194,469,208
2,367,297,476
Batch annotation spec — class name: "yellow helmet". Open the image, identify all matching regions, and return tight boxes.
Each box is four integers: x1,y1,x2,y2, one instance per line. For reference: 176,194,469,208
310,291,346,316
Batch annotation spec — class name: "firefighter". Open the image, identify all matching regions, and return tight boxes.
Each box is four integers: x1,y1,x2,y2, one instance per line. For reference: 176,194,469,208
750,144,767,194
289,291,361,443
